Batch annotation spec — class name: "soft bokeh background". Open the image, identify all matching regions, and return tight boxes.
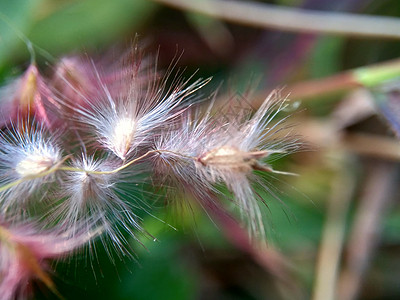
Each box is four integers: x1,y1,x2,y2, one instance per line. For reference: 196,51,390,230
1,0,400,299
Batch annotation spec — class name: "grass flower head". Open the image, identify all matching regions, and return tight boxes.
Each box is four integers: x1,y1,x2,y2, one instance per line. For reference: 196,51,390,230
153,91,300,240
53,153,146,254
0,121,62,211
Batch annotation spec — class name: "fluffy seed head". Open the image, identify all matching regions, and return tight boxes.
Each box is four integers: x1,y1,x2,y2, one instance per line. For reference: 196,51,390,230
52,49,210,160
53,154,145,254
0,122,62,210
153,90,300,240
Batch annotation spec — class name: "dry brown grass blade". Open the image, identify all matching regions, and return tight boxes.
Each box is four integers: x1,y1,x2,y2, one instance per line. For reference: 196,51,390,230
297,119,400,162
337,161,397,300
152,0,400,39
312,155,356,300
341,133,400,161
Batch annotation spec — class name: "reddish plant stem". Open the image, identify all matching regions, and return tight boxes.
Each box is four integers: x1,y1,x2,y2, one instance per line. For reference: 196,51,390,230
250,58,400,108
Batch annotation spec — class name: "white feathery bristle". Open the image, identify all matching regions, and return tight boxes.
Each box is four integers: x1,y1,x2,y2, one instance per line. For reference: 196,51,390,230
0,122,61,209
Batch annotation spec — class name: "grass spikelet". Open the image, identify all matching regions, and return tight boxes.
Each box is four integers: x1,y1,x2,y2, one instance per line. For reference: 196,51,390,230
152,90,300,240
0,121,62,211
